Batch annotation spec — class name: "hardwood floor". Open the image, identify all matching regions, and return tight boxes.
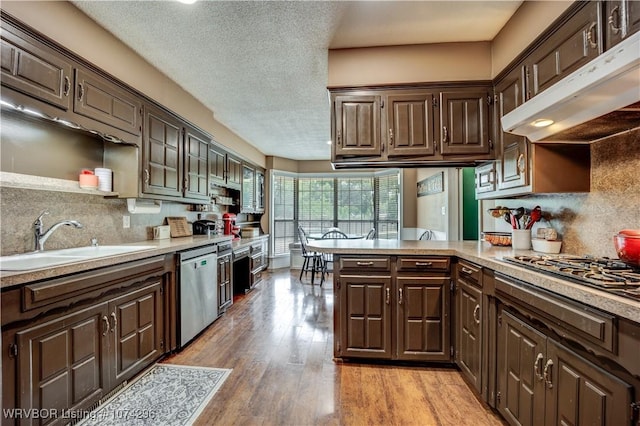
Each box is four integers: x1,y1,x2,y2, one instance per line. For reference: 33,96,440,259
164,269,505,425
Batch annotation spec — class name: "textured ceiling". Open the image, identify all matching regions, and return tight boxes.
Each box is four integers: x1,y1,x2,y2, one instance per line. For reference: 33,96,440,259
71,1,522,161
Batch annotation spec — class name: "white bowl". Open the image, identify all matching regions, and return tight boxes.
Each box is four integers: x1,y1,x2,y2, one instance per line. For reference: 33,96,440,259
531,238,562,254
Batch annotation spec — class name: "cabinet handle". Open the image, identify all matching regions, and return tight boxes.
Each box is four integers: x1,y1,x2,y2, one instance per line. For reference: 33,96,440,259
388,128,394,146
63,76,70,96
102,316,109,336
442,126,448,143
534,353,545,381
78,83,84,101
517,154,526,174
543,358,554,388
144,169,150,184
356,261,374,266
385,287,390,305
381,142,385,153
415,262,433,267
337,130,342,146
110,312,118,333
473,304,480,324
608,6,621,34
398,288,403,305
461,267,474,275
586,22,598,49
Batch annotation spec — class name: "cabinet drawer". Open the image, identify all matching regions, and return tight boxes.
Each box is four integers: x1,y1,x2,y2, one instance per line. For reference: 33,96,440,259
251,253,263,272
339,257,390,272
495,274,615,352
22,256,166,311
457,260,482,286
250,242,262,254
396,257,450,272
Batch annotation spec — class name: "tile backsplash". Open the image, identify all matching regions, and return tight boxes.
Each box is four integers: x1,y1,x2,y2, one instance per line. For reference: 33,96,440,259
0,188,221,256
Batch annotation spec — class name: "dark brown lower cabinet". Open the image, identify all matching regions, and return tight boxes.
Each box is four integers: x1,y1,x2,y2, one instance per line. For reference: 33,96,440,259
334,255,451,362
13,281,164,425
456,277,482,391
497,308,633,426
218,253,233,312
1,257,170,425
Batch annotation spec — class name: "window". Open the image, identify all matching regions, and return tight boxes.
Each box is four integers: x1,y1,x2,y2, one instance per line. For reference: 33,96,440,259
271,173,295,255
270,170,401,256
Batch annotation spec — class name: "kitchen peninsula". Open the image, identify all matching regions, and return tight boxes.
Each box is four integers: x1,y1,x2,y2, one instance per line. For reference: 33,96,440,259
308,239,640,425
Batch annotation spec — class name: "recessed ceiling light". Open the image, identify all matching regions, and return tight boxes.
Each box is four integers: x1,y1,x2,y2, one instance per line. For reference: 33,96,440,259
176,0,198,4
531,118,554,128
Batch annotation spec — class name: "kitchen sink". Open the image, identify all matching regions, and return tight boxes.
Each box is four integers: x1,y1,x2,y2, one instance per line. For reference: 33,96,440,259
0,245,156,271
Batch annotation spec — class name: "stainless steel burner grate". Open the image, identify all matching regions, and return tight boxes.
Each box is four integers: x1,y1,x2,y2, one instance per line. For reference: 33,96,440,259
503,255,640,300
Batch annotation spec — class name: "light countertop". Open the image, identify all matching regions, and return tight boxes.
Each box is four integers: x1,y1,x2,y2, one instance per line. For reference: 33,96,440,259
0,234,268,289
307,239,640,324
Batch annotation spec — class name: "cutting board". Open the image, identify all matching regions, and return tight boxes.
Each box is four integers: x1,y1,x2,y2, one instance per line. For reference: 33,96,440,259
166,217,192,237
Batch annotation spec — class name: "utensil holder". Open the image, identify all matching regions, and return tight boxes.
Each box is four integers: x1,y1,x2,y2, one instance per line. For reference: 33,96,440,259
512,229,531,250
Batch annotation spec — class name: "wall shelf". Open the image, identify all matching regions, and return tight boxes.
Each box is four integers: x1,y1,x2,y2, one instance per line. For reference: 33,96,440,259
0,172,119,197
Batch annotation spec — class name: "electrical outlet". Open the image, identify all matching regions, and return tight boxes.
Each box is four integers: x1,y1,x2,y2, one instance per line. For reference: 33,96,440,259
123,215,130,229
441,206,446,215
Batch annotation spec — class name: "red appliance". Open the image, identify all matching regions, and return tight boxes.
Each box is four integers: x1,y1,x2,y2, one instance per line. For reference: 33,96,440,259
223,213,240,240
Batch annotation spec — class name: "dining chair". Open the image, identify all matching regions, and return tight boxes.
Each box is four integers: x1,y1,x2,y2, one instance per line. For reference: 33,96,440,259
419,230,433,240
297,226,323,284
365,228,376,240
320,230,347,284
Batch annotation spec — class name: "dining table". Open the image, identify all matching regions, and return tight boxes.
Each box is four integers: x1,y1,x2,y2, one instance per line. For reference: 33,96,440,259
307,233,364,240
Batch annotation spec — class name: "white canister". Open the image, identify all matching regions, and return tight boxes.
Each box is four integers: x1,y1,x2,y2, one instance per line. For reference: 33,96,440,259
94,168,113,192
512,229,532,250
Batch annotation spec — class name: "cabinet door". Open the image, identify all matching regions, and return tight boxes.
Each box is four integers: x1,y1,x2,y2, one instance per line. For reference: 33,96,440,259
0,25,73,111
209,144,227,187
525,1,601,98
475,161,497,195
386,92,436,157
338,274,392,359
226,155,243,189
16,303,109,420
108,281,164,386
396,276,451,361
496,67,529,191
456,280,482,392
334,95,381,157
545,340,633,426
497,309,546,426
73,67,142,136
183,126,210,201
439,90,490,155
241,164,256,213
606,0,640,49
255,169,265,213
142,104,182,197
218,255,233,311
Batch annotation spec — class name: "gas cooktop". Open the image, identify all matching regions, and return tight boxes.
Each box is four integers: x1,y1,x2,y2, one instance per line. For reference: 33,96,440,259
502,254,640,301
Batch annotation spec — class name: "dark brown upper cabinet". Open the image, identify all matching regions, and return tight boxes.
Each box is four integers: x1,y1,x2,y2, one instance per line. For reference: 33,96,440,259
439,89,491,155
184,126,210,201
255,168,265,213
0,22,73,111
142,103,183,198
142,104,210,202
495,66,529,191
208,143,244,192
605,0,640,49
73,67,142,137
386,91,436,157
330,85,493,167
333,94,381,157
524,1,602,100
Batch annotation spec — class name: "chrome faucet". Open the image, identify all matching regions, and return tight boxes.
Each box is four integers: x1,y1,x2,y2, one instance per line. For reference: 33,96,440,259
33,211,84,251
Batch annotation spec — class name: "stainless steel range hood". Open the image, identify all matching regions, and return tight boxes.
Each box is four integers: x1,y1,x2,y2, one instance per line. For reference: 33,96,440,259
501,31,640,143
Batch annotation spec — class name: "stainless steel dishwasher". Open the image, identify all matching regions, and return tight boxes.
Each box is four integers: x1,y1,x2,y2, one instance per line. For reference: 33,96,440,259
178,245,218,348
